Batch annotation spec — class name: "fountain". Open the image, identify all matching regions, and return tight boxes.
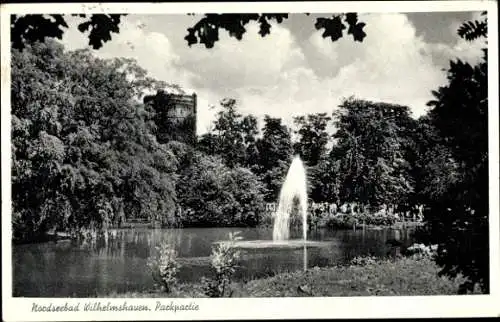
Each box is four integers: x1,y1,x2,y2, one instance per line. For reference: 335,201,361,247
218,155,329,272
273,155,308,243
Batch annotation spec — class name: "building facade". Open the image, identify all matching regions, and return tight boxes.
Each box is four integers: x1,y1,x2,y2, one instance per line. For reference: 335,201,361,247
143,90,197,145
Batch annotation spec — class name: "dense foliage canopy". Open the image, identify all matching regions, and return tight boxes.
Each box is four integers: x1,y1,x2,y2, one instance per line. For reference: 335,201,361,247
11,14,127,50
415,47,489,293
11,40,266,241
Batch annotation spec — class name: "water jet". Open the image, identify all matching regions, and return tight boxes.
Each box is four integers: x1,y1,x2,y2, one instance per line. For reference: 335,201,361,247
220,156,326,272
273,155,308,244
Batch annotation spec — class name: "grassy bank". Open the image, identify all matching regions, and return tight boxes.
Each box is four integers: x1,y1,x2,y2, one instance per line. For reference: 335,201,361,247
104,256,474,298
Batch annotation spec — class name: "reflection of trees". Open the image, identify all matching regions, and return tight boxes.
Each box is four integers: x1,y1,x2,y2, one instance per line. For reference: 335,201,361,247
336,229,388,259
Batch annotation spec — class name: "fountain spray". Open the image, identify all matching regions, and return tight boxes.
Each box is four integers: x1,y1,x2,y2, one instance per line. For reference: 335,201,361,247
272,155,308,243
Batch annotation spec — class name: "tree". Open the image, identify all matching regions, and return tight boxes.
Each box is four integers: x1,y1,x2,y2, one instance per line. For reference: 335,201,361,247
416,15,489,293
176,152,265,227
11,40,179,241
11,13,367,51
329,98,415,208
198,98,258,168
198,132,220,156
255,116,294,201
257,116,293,170
457,11,487,41
11,14,127,50
185,13,366,48
240,115,260,168
409,116,461,203
211,98,247,167
293,113,332,167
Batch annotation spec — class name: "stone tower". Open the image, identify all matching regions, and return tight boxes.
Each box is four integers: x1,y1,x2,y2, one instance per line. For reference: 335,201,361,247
143,90,197,145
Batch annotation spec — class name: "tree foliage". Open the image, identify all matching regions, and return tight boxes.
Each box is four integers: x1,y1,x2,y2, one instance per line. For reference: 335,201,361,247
176,152,265,227
256,116,294,171
198,99,259,168
11,14,127,50
11,12,367,51
11,40,178,241
415,17,489,293
293,113,332,167
328,98,416,207
255,116,294,201
410,116,461,202
457,11,487,41
11,40,272,240
185,13,366,48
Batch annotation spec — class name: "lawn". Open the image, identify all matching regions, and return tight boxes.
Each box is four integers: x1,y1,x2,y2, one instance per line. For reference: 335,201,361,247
104,256,472,298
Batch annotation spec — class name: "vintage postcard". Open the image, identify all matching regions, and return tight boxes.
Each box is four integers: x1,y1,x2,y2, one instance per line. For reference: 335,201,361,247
1,1,499,321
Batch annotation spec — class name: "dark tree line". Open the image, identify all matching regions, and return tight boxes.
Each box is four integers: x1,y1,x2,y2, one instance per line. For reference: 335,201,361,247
414,13,489,293
199,97,418,209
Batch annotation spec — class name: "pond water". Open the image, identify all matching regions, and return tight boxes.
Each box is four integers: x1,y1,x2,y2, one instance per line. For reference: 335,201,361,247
13,227,415,297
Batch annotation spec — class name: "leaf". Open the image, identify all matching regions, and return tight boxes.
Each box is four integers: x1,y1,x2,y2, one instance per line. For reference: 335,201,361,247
258,16,272,37
314,15,346,42
457,19,487,41
348,22,366,42
76,14,126,49
184,28,198,46
345,13,358,26
78,21,91,33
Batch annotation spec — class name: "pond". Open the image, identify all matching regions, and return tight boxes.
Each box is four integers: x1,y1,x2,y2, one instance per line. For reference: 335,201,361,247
12,227,415,297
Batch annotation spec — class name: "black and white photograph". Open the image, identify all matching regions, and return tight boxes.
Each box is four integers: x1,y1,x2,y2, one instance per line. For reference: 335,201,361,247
1,1,499,320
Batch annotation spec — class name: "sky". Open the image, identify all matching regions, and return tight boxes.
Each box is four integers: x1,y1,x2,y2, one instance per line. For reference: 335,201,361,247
60,12,486,135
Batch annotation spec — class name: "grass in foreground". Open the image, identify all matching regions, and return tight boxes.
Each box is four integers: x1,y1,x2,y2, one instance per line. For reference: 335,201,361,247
104,256,475,298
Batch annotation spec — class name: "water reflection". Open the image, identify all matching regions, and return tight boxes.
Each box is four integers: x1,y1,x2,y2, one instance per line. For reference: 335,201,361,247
13,227,415,297
303,245,308,271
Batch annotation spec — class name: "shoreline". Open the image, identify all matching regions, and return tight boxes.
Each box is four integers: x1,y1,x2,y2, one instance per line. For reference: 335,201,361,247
12,223,423,245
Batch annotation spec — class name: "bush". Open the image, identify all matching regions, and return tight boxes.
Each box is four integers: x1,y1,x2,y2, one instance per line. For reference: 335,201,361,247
177,153,266,227
405,243,437,260
353,211,398,226
203,231,242,297
257,211,274,228
324,214,357,229
350,255,378,266
147,242,181,293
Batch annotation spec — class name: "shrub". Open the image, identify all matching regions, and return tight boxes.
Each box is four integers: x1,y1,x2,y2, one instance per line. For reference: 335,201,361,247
354,211,398,226
324,214,357,229
405,243,437,260
177,153,266,227
350,255,378,266
257,211,274,228
147,242,181,293
203,231,242,297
